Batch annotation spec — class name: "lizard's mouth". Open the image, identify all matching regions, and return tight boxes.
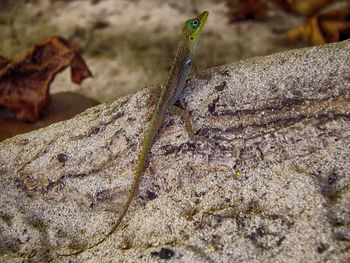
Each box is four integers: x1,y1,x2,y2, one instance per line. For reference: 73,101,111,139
189,11,208,53
197,11,209,31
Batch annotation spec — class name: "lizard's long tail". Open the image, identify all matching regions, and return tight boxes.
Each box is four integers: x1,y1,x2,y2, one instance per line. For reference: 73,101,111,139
61,101,164,256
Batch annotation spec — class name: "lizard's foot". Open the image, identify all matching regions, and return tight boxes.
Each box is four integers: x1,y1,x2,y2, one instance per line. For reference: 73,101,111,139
168,105,213,142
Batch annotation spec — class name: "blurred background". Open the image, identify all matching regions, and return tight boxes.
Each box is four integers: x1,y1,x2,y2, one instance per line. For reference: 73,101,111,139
0,0,349,139
3,0,349,101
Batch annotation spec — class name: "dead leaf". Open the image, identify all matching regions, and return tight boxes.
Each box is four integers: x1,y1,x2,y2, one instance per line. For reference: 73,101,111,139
286,16,327,45
274,0,296,13
320,20,350,42
0,92,99,141
289,0,336,16
0,36,92,122
0,56,10,70
285,1,350,45
226,0,268,22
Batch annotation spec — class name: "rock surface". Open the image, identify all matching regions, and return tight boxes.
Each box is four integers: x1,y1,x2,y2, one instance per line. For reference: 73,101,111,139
0,40,349,262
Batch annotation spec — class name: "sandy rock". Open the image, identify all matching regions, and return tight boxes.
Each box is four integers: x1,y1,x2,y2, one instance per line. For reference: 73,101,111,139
0,40,349,262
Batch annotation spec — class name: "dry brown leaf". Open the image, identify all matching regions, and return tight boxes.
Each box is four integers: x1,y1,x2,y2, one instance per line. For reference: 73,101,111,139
320,20,350,42
0,56,10,70
274,0,296,13
226,0,268,22
0,36,92,122
286,16,327,45
286,2,350,45
289,0,336,16
0,92,99,141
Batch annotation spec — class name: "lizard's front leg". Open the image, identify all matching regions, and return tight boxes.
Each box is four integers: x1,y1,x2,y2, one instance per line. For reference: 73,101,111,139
168,105,207,141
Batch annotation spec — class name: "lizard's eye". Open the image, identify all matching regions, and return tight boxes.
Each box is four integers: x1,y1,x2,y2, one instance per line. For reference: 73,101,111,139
191,19,199,29
189,36,194,41
185,58,192,67
186,19,200,30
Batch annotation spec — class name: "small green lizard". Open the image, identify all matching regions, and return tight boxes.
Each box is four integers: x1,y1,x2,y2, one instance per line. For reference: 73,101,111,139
121,9,209,234
65,11,208,255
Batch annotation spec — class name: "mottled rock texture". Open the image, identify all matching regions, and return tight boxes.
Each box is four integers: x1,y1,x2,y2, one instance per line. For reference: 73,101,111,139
0,40,349,262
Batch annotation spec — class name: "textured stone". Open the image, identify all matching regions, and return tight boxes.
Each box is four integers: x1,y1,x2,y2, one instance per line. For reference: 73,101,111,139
0,40,349,262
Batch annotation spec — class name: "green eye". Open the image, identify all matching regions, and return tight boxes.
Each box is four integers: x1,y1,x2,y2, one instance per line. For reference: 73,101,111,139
187,19,200,30
191,19,199,29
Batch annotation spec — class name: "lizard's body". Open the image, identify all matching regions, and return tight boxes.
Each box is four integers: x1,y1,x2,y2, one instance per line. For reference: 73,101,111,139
65,11,208,255
126,10,208,226
130,10,208,213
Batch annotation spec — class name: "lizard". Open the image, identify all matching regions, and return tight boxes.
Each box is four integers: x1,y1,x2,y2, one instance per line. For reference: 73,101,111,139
124,9,209,232
63,10,209,256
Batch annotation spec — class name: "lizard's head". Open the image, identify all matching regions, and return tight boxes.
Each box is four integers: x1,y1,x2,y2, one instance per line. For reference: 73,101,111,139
183,11,208,53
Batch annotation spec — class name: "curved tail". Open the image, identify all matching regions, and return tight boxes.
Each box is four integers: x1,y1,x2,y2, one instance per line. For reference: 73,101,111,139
60,108,161,256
